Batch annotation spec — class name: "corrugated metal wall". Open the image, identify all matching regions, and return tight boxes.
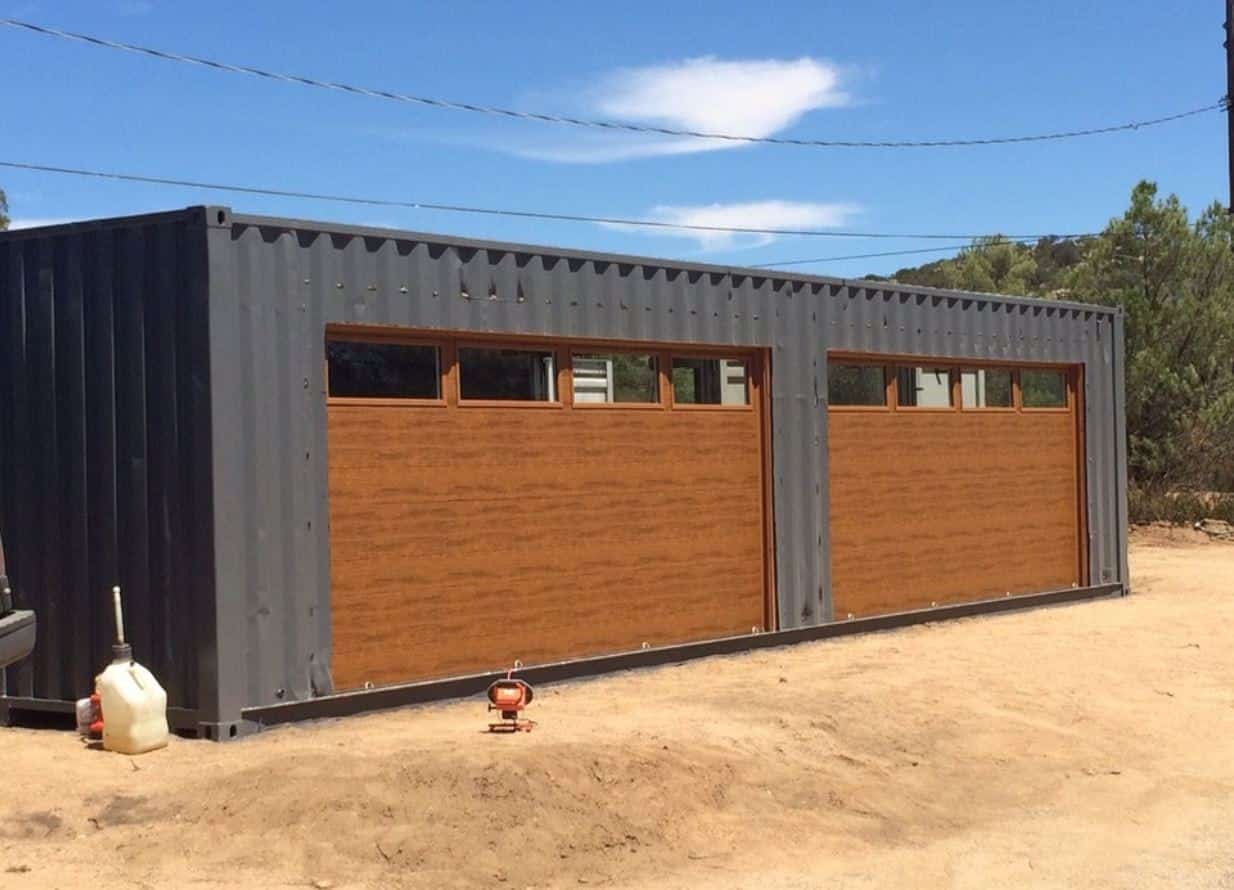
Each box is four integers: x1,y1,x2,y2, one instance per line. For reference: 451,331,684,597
209,208,1125,717
0,211,215,716
0,206,1126,728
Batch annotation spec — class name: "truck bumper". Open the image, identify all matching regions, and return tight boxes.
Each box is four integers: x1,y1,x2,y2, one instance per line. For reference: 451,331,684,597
0,610,35,670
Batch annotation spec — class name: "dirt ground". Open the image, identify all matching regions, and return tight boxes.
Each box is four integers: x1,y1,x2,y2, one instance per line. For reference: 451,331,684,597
2,531,1233,890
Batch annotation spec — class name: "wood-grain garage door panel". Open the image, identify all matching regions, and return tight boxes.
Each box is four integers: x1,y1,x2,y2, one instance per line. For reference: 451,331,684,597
328,404,766,690
829,410,1080,618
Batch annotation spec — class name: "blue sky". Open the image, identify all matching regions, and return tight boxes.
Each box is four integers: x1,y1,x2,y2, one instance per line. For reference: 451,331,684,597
0,1,1225,275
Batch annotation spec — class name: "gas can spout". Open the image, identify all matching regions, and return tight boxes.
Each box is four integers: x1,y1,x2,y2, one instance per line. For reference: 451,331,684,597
111,585,132,664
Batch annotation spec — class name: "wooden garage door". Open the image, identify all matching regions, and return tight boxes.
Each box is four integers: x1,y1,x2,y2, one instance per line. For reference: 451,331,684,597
326,329,772,691
827,359,1086,619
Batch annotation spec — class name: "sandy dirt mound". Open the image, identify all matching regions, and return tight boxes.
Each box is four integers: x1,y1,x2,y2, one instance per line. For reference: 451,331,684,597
3,537,1234,889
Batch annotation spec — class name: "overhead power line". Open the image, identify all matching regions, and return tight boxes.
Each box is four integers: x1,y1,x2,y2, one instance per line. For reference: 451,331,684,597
755,231,1101,268
754,243,1021,267
1,17,1224,150
753,238,1053,268
0,160,1092,241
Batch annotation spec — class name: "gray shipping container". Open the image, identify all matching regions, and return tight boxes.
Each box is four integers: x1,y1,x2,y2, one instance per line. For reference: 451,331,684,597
0,206,1127,739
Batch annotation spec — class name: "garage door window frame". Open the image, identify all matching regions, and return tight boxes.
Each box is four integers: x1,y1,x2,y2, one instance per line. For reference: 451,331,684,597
1020,368,1074,413
455,340,566,409
669,354,753,412
826,353,1078,417
570,348,665,411
893,364,959,412
325,331,448,408
327,325,762,416
959,367,1016,413
827,359,895,414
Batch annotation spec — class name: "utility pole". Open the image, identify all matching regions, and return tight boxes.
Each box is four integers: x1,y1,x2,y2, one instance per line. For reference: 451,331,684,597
1226,0,1234,211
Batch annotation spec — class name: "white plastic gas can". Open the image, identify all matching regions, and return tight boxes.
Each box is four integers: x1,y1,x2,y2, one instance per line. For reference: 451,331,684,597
98,658,169,755
97,585,169,755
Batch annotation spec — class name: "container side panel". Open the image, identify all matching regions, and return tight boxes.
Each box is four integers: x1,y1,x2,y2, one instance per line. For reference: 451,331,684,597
83,230,121,689
1112,313,1130,588
772,278,824,627
1,243,35,697
28,238,62,697
0,213,214,713
0,244,14,697
53,235,91,698
114,225,153,686
206,223,332,720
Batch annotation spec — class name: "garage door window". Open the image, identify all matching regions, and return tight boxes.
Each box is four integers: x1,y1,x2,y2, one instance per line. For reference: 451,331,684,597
896,366,953,408
459,347,557,402
1022,369,1068,408
961,368,1013,409
572,352,659,404
829,364,886,407
672,357,748,406
327,340,441,400
829,355,1075,416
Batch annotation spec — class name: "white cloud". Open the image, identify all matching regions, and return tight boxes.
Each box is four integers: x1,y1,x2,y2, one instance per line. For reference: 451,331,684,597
7,218,75,230
603,200,861,251
597,57,847,137
517,56,849,163
515,134,726,164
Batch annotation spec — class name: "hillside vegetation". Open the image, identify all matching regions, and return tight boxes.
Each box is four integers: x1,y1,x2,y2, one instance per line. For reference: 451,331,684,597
866,182,1234,522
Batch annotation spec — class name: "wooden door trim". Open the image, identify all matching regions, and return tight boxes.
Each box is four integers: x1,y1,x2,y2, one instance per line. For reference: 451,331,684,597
1073,365,1090,585
755,349,778,631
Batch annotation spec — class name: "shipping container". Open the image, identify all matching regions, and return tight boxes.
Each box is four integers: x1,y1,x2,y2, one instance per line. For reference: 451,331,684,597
0,207,1128,739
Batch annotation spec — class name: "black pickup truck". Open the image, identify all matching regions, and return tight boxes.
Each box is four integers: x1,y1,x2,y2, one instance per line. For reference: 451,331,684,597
0,531,36,670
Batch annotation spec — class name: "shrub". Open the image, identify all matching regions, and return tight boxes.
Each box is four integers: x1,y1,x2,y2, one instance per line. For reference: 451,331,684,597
1128,485,1234,525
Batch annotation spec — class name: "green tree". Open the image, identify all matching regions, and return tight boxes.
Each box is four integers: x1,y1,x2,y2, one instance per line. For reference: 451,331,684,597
869,236,1085,297
1031,236,1083,292
1067,182,1234,489
0,187,9,230
943,236,1038,295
